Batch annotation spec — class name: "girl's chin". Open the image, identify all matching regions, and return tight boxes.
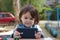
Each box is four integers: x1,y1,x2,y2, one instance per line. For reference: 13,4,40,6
25,25,31,27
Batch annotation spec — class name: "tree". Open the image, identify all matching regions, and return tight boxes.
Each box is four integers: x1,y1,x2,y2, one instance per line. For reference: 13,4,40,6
0,0,14,14
20,0,47,20
13,0,20,20
20,0,46,12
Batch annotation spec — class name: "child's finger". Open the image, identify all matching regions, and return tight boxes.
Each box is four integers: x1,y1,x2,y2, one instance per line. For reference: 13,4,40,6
14,31,20,36
35,32,41,39
35,32,40,35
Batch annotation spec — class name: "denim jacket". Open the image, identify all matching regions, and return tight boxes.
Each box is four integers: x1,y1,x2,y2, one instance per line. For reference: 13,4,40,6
11,24,44,38
14,24,42,32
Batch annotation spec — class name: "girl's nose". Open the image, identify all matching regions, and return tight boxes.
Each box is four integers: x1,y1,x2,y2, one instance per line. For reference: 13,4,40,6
26,19,29,21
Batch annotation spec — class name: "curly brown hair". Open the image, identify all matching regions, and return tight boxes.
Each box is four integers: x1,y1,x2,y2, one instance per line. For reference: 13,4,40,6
19,5,39,24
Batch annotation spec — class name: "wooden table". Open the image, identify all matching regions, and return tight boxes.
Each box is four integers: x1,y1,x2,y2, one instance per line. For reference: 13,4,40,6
7,38,54,40
7,38,43,40
0,28,8,32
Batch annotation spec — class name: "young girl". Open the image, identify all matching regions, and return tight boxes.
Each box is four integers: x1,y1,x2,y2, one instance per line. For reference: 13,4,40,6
12,5,44,39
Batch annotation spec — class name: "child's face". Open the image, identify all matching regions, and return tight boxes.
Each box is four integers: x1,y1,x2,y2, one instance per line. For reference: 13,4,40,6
21,12,35,27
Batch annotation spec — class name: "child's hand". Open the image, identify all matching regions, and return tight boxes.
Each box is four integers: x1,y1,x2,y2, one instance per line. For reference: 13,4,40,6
35,32,41,39
14,31,21,38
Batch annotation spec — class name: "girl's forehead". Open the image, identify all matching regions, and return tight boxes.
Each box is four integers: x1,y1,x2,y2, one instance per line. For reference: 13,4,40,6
23,12,30,15
22,12,32,17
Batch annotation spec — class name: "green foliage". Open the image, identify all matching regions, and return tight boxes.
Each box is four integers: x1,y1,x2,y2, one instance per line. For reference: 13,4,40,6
43,7,53,11
50,11,57,20
20,0,46,12
20,0,47,20
20,0,28,7
55,5,60,8
0,0,14,15
39,13,47,20
20,0,60,20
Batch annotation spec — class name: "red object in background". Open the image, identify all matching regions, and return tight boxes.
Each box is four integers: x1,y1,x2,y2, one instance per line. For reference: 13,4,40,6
0,37,2,40
0,12,16,25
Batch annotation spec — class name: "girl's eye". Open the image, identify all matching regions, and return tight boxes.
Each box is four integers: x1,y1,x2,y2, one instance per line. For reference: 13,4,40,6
24,17,34,20
24,17,28,19
30,18,33,20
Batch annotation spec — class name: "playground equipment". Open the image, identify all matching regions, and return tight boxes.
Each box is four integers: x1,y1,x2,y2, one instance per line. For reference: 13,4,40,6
45,7,60,37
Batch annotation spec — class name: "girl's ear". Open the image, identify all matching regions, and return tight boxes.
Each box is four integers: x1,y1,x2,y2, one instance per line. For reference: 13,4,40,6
20,17,22,20
20,17,22,23
20,16,23,21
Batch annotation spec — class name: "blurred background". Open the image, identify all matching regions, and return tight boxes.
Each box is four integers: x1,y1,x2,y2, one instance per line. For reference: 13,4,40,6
0,0,60,40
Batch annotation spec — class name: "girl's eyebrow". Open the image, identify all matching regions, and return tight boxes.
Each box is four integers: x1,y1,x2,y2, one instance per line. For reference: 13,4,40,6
24,17,34,19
